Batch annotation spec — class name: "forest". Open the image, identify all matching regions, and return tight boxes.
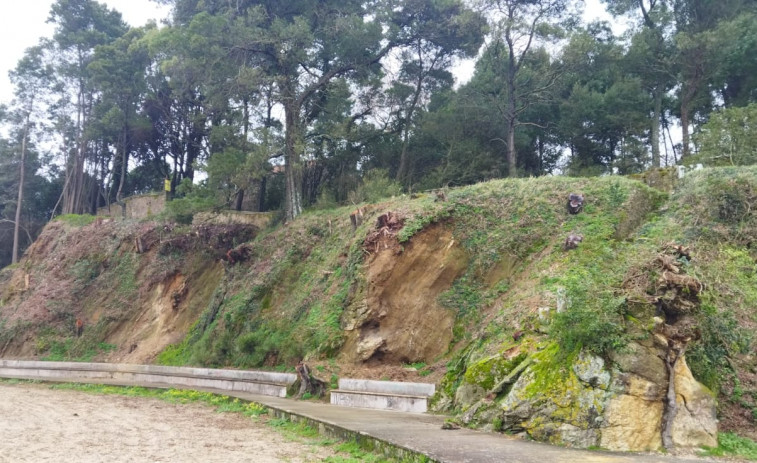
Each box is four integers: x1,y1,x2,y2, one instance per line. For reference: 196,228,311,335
1,0,756,268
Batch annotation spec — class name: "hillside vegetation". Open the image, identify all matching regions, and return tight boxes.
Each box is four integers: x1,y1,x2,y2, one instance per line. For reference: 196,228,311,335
1,168,755,453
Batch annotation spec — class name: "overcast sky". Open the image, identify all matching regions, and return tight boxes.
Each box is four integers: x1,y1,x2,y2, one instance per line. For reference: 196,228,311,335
0,0,612,107
0,0,170,106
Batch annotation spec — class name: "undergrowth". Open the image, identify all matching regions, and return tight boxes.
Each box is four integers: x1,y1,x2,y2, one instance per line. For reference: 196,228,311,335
701,432,757,461
54,214,97,227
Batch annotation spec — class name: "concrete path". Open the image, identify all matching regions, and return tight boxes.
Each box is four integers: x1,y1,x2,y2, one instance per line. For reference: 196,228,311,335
2,372,713,463
239,391,711,463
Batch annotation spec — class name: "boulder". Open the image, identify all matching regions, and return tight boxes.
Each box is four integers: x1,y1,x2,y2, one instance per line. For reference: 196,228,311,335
356,335,385,361
671,357,718,448
601,389,664,451
573,351,610,389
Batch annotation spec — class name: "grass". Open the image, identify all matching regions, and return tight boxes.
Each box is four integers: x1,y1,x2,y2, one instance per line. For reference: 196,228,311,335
55,214,97,227
7,167,757,451
701,432,757,461
42,340,117,362
49,383,267,416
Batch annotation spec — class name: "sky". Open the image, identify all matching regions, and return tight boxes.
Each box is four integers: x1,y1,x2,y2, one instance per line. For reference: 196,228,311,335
0,0,613,107
0,0,170,106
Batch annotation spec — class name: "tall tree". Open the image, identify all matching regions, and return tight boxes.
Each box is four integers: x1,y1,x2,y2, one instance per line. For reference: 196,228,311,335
602,0,674,167
389,1,486,187
557,23,650,174
8,46,51,263
709,12,757,108
165,0,486,220
671,0,747,159
481,0,575,177
89,27,151,213
47,0,127,215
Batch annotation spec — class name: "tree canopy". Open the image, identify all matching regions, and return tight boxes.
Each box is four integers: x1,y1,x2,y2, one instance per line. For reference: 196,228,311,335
1,0,756,267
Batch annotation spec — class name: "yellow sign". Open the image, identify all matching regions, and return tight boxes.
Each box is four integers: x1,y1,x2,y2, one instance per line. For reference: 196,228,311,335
164,179,171,192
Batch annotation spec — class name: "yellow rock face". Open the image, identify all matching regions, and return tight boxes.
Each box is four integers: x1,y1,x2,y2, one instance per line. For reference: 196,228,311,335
671,357,718,448
600,378,664,452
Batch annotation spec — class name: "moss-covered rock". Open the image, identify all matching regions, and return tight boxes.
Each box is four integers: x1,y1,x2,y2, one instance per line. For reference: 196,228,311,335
462,350,527,391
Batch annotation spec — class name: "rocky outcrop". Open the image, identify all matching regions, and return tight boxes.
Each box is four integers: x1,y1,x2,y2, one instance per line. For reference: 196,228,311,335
450,342,717,452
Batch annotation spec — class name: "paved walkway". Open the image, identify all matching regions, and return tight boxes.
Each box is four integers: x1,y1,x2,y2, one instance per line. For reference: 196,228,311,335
5,373,713,463
241,392,711,463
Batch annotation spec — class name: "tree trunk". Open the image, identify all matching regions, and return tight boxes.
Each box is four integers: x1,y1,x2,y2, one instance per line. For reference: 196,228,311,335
396,66,424,187
506,118,517,177
651,83,663,168
12,112,31,264
234,189,244,211
396,127,412,186
505,40,518,178
680,100,691,160
257,176,267,212
680,56,703,160
116,121,129,218
283,101,303,221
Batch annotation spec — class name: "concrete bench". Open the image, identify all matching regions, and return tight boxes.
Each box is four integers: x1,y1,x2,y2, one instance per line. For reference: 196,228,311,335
330,378,435,413
0,360,296,398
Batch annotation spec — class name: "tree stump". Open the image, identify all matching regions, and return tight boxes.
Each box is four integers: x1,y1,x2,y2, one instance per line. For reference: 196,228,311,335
567,193,584,214
294,362,327,399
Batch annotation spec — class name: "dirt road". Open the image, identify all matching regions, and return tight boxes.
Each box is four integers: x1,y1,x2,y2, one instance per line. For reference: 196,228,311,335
0,383,339,463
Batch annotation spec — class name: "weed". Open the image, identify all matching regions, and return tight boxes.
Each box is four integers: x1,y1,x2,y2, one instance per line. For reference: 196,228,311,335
55,214,97,227
700,432,757,461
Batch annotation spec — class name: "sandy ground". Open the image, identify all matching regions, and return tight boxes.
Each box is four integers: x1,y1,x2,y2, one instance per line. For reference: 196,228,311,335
0,383,340,463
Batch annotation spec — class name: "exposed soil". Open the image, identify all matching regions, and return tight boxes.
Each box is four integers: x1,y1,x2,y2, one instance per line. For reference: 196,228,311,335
106,262,224,364
0,382,339,463
340,223,468,367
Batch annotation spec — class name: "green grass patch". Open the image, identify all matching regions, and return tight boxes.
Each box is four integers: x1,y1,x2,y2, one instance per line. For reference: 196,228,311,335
42,339,117,362
49,383,268,416
701,432,757,461
55,214,97,227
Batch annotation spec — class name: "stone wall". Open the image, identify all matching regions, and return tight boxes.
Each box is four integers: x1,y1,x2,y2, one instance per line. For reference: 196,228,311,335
193,210,273,229
97,193,273,228
97,193,165,219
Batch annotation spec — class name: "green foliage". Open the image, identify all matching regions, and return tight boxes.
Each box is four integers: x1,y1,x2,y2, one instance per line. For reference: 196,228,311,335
55,214,97,227
157,206,360,368
686,247,756,392
42,339,116,362
266,417,320,439
349,169,403,204
163,195,216,225
550,303,626,356
49,383,268,416
695,103,757,167
325,441,394,463
463,352,526,391
701,433,757,461
71,255,105,283
157,333,193,366
397,205,447,243
439,277,484,342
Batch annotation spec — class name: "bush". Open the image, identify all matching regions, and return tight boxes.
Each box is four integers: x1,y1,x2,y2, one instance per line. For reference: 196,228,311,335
694,103,757,167
550,303,627,356
163,196,215,224
348,169,403,204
